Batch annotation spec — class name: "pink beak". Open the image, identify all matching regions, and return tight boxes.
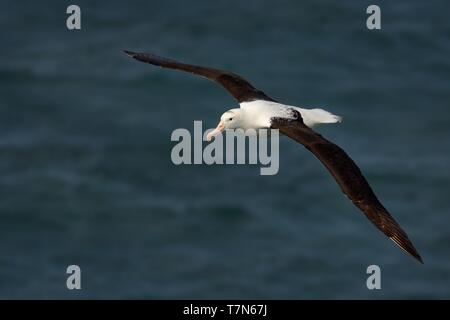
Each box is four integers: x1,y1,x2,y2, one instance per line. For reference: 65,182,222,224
206,121,225,141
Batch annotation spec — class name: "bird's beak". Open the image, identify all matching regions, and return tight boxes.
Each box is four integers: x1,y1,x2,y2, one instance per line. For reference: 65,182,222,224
206,121,225,141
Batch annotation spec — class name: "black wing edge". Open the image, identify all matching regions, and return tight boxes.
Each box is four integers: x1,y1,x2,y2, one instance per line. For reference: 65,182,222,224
123,50,276,103
271,114,423,264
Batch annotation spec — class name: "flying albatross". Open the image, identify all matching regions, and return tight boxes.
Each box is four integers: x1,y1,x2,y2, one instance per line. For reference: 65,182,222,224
124,50,423,263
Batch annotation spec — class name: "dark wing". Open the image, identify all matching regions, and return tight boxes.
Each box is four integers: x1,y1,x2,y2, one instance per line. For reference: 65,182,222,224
271,114,423,263
124,50,276,103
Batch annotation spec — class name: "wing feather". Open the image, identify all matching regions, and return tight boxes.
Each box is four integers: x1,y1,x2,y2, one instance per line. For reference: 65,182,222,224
271,116,423,263
124,51,275,103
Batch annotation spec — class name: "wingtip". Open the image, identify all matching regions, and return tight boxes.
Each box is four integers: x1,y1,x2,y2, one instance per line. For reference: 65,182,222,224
404,244,424,264
399,241,424,264
123,50,137,58
415,254,424,264
389,234,423,264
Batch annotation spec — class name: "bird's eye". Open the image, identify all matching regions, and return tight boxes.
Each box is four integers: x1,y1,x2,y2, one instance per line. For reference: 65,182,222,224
229,118,233,121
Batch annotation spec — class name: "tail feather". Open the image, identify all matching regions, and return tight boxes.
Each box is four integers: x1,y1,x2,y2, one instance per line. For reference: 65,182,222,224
296,107,343,127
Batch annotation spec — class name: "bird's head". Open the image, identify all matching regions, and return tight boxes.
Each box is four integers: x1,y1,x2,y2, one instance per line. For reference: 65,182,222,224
206,108,242,141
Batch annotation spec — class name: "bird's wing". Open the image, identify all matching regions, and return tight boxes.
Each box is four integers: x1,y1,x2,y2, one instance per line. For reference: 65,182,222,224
270,113,423,263
124,51,276,103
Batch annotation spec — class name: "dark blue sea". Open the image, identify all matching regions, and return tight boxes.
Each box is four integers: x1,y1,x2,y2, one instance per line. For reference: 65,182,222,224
1,0,449,299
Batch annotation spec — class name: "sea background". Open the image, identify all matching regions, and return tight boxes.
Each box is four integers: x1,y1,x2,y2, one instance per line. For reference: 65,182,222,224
1,0,449,299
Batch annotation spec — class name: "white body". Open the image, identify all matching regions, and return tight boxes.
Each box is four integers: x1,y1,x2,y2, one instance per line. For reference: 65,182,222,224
207,100,342,141
239,100,342,129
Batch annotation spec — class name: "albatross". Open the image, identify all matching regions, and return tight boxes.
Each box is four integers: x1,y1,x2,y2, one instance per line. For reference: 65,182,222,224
124,50,423,263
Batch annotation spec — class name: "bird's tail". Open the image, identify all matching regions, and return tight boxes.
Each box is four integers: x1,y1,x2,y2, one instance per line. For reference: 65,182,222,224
296,107,343,127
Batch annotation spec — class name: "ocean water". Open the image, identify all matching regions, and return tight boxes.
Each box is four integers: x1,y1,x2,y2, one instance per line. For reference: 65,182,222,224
1,0,449,299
